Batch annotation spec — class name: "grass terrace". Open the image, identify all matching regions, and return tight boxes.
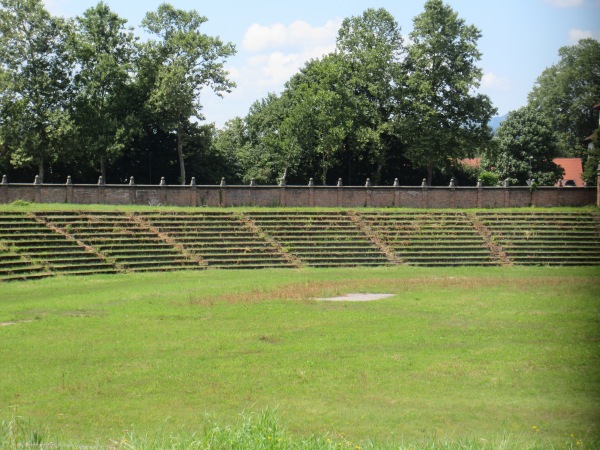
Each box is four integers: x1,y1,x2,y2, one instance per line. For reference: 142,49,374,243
0,204,599,281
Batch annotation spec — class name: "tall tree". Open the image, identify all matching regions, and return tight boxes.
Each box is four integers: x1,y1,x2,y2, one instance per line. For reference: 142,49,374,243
0,0,73,181
70,2,139,181
401,0,495,185
280,55,353,185
140,3,236,184
528,38,600,156
482,106,563,186
336,8,405,183
241,93,291,183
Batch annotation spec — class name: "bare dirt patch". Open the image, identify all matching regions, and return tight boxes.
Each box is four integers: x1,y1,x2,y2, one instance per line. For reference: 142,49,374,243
0,320,32,327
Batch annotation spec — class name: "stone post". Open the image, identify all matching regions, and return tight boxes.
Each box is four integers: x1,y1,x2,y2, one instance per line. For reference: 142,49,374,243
34,175,41,203
159,177,167,205
365,178,372,207
66,176,73,203
128,176,135,205
336,178,343,207
308,178,315,207
476,179,483,208
190,177,198,207
97,176,106,204
449,177,456,208
421,178,428,209
393,178,400,207
503,178,510,207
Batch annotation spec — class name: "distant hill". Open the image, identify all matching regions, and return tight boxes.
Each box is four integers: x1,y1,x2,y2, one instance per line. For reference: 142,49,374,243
489,114,509,132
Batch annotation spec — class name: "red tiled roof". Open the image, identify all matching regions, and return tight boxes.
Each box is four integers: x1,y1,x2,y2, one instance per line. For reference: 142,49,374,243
553,158,584,186
458,157,584,186
460,158,481,168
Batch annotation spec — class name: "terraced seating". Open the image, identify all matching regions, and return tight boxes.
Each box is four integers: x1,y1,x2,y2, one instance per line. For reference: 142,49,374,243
36,211,200,272
245,211,391,267
1,209,598,280
358,211,500,266
0,212,115,280
138,211,295,269
473,211,600,266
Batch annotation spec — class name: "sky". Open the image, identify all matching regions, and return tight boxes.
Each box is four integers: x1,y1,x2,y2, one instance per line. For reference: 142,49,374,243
42,0,600,129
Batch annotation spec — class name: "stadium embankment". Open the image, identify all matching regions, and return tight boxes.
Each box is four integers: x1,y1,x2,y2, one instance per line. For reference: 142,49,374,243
1,209,599,281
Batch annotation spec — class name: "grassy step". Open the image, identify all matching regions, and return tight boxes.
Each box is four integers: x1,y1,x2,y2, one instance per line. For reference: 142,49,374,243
0,272,52,282
50,263,118,272
0,265,47,276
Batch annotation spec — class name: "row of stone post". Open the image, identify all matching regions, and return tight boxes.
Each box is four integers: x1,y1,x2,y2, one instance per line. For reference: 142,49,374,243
1,174,518,188
3,169,600,190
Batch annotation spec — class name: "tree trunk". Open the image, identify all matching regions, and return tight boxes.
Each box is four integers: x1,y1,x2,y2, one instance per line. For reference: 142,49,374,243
38,158,44,183
321,154,328,186
100,155,106,182
427,164,433,186
177,123,186,185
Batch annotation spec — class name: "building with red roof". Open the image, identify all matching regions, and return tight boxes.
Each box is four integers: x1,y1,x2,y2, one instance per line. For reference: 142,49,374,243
459,157,584,186
553,158,584,186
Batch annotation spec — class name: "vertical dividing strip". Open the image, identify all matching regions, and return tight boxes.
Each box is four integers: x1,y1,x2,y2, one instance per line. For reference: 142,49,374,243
346,210,404,265
128,213,208,268
238,212,303,268
32,212,123,272
466,212,512,266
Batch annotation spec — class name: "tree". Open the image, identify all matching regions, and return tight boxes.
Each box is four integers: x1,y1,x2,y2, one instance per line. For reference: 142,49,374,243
279,55,353,185
212,116,248,183
241,93,291,183
70,2,139,181
481,106,563,185
140,3,236,185
401,0,496,185
240,9,408,186
0,0,73,182
335,8,405,183
528,39,600,156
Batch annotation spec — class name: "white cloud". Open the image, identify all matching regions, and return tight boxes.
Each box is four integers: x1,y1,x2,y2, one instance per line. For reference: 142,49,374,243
242,19,341,52
542,0,585,7
568,27,600,42
481,72,511,91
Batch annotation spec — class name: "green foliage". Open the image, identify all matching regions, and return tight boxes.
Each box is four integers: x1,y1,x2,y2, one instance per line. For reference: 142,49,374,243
0,0,73,181
401,0,496,185
478,170,499,186
139,3,236,184
528,38,600,156
482,106,563,185
69,2,139,182
237,8,409,185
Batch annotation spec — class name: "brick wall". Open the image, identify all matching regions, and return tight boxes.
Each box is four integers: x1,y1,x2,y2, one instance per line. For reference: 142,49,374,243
0,183,597,208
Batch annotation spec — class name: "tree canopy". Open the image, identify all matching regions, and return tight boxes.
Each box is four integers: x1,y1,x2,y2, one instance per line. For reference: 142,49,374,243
401,0,496,185
482,106,563,186
7,1,589,188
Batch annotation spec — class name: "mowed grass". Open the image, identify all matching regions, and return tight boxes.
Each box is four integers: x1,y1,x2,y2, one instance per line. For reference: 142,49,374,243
0,266,599,448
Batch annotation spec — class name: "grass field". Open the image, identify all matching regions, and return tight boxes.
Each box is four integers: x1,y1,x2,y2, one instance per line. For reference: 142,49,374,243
1,266,599,449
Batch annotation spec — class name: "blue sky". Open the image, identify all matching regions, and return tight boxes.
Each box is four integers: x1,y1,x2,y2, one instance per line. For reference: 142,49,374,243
43,0,600,128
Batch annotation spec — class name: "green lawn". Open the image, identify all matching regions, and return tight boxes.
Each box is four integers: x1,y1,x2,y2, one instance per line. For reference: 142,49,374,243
1,266,599,449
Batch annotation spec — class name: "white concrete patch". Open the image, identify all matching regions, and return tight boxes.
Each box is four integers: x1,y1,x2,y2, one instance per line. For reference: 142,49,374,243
315,293,395,302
